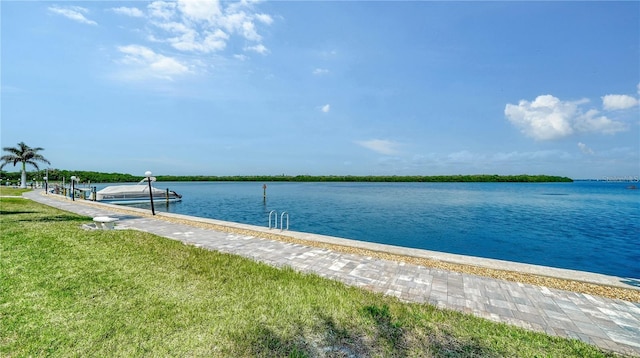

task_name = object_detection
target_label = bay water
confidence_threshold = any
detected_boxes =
[94,181,639,279]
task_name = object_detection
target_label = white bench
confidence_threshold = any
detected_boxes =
[93,216,119,230]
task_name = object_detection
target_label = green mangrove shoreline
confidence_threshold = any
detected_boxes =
[1,170,573,184]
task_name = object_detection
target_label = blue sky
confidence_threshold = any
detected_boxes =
[2,1,638,179]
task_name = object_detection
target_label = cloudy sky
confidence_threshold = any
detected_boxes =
[2,1,638,179]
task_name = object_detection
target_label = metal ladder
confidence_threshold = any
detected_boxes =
[268,210,289,231]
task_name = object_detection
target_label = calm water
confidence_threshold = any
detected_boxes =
[94,181,640,278]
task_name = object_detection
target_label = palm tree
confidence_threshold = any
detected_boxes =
[0,142,51,188]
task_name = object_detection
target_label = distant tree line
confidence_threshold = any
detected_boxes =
[0,170,573,184]
[156,174,573,183]
[0,169,140,184]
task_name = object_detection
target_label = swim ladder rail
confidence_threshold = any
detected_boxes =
[280,211,289,231]
[268,210,278,229]
[268,210,289,231]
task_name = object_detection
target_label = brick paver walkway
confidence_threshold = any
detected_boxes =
[22,190,640,356]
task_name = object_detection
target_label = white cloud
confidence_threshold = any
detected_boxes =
[578,142,594,155]
[107,0,274,83]
[356,139,400,155]
[406,149,576,173]
[152,18,229,53]
[491,150,573,162]
[155,21,190,34]
[602,94,639,110]
[177,0,222,23]
[245,44,268,54]
[173,28,229,53]
[505,94,627,140]
[219,12,247,34]
[574,109,627,134]
[49,6,97,25]
[241,21,262,42]
[117,45,190,80]
[321,104,330,113]
[505,95,576,140]
[313,68,329,75]
[255,13,273,25]
[148,1,176,20]
[145,0,273,55]
[112,7,144,18]
[382,149,581,176]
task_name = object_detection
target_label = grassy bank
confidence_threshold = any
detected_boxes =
[1,196,623,357]
[0,187,31,196]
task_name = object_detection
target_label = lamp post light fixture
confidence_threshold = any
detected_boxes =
[70,176,77,201]
[145,171,155,215]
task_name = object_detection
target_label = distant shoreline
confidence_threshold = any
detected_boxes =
[1,172,574,184]
[155,174,574,183]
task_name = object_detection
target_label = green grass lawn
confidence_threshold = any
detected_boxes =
[0,186,32,196]
[0,196,625,357]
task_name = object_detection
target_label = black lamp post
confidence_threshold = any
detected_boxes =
[70,176,77,201]
[44,176,48,194]
[145,171,155,215]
